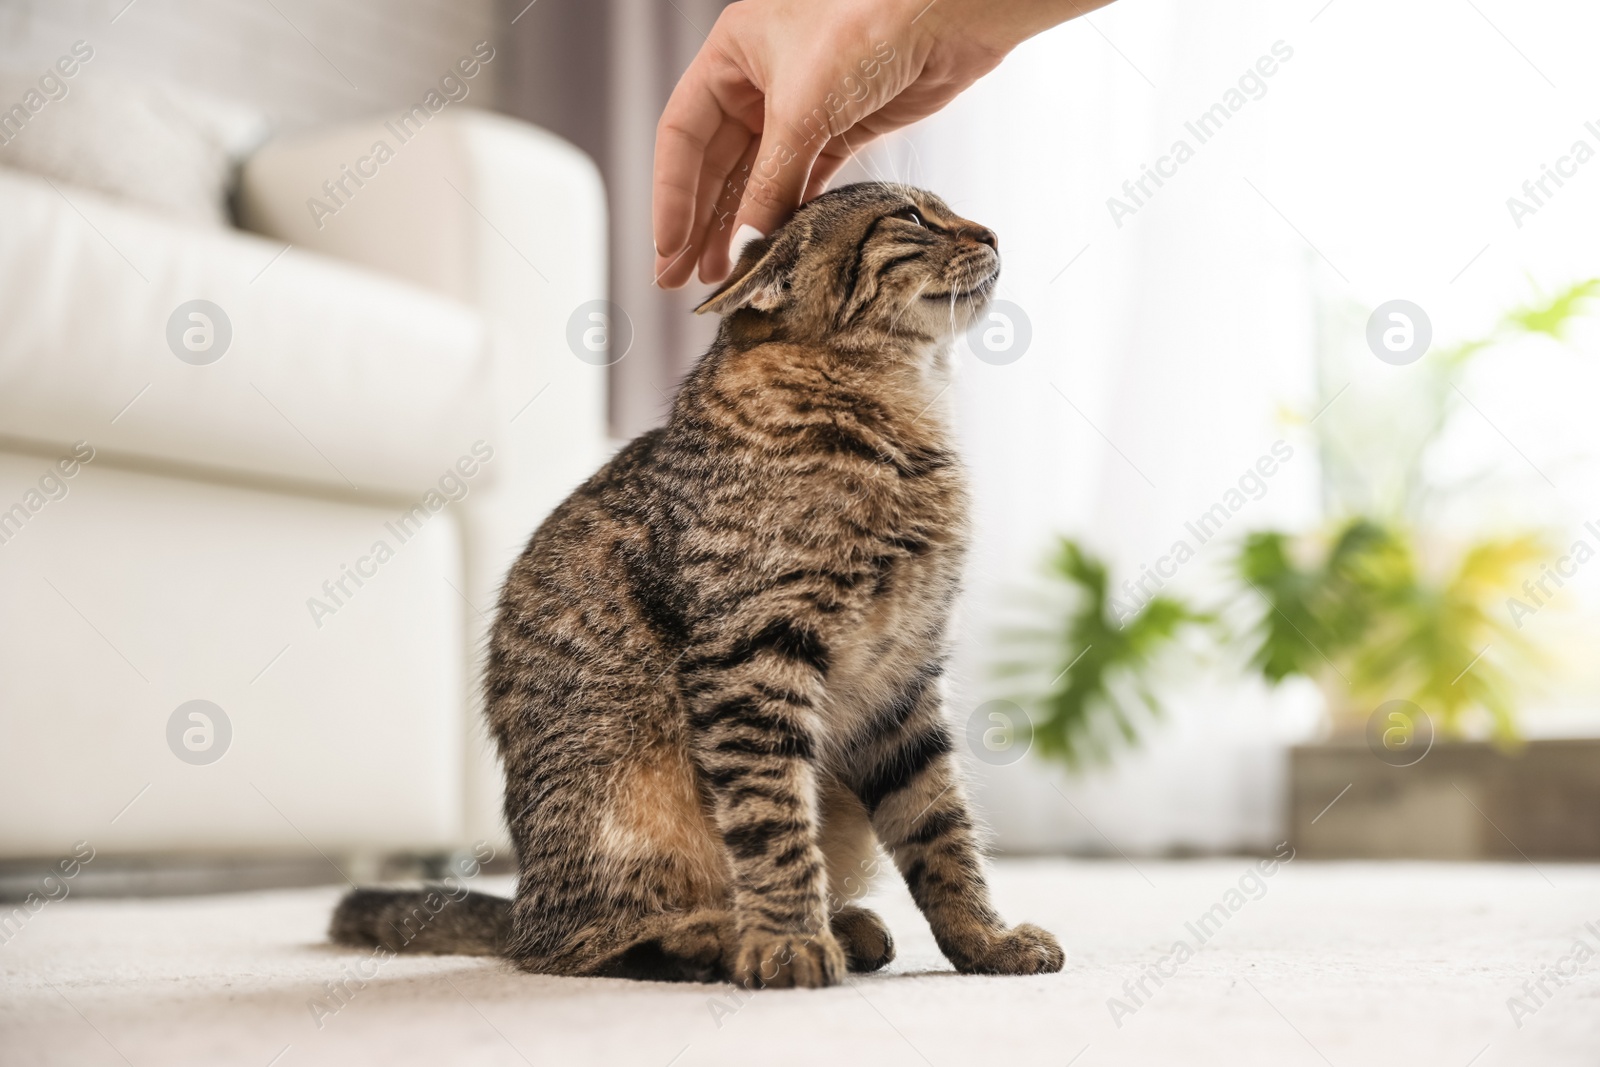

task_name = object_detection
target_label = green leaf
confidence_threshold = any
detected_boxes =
[1505,278,1600,341]
[1007,538,1210,768]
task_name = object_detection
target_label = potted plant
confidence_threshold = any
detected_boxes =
[995,538,1210,769]
[1251,280,1600,858]
[1003,281,1600,858]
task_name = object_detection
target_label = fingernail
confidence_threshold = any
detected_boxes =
[729,223,764,265]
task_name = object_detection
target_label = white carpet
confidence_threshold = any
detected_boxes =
[4,859,1598,1066]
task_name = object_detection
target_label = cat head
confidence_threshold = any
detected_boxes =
[694,182,999,347]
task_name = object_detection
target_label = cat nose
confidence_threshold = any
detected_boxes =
[959,225,998,251]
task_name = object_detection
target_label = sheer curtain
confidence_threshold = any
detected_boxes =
[867,0,1600,852]
[859,0,1319,853]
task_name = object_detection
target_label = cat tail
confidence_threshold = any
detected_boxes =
[329,887,510,956]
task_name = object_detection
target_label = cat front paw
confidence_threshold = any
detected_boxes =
[830,905,895,973]
[952,923,1065,976]
[733,929,846,989]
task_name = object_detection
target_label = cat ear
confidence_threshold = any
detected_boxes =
[693,234,795,316]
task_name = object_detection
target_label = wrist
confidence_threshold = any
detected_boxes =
[913,0,1109,54]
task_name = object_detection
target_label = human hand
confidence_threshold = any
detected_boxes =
[651,0,1111,288]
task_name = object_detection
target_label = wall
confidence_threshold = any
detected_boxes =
[0,0,499,135]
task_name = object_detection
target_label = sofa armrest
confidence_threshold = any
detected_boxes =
[238,109,611,845]
[238,108,604,326]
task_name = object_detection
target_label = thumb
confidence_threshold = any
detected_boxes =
[728,97,830,257]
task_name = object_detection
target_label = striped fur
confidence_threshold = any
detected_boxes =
[331,182,1063,986]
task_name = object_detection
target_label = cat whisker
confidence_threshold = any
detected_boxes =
[889,279,932,336]
[837,129,887,185]
[961,285,984,325]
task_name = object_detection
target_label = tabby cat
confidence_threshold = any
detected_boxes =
[332,181,1064,987]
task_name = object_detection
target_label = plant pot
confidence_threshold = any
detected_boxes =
[1314,673,1375,742]
[1289,738,1600,859]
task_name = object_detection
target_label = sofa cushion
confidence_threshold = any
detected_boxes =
[0,166,499,497]
[0,71,269,228]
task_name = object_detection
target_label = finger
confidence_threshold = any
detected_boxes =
[803,142,857,201]
[802,167,834,203]
[730,95,832,253]
[655,120,749,289]
[652,57,729,263]
[659,120,752,289]
[654,232,702,291]
[699,138,761,284]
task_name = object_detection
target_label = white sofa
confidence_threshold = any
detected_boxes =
[0,109,607,860]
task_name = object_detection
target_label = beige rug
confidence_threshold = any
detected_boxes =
[4,858,1598,1066]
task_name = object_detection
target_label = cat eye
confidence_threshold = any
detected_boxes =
[889,207,926,227]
